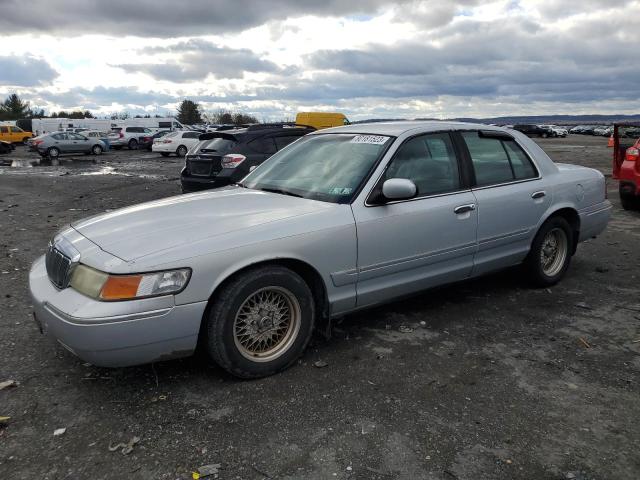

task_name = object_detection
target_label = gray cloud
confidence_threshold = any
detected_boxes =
[0,0,407,37]
[117,40,284,81]
[25,86,177,110]
[0,56,58,86]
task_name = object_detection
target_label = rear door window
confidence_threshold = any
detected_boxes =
[182,132,200,139]
[462,132,537,186]
[274,135,303,150]
[248,137,277,154]
[0,127,8,133]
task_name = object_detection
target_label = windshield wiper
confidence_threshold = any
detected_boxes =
[258,187,304,198]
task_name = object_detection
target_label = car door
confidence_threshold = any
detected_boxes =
[67,132,89,152]
[351,132,478,308]
[456,130,551,276]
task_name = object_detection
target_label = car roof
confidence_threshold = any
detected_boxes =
[312,120,502,137]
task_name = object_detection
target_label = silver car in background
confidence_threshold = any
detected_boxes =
[29,122,611,378]
[31,131,107,159]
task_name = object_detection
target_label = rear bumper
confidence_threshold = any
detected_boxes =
[578,200,612,241]
[180,168,235,191]
[29,256,207,367]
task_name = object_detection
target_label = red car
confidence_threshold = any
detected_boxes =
[612,123,640,210]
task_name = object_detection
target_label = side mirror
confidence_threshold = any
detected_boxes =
[381,178,417,201]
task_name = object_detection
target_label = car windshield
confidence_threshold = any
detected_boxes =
[242,133,392,204]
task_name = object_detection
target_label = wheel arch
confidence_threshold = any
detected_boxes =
[539,206,580,254]
[197,257,330,344]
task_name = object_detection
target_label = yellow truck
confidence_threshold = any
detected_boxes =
[295,112,350,130]
[0,124,33,144]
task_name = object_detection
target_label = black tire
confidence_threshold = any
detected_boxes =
[160,152,170,157]
[128,139,138,150]
[206,266,315,379]
[176,145,188,157]
[620,194,640,211]
[47,147,60,159]
[92,144,103,155]
[542,132,549,138]
[524,216,573,287]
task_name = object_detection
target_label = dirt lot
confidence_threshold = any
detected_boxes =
[1,135,639,480]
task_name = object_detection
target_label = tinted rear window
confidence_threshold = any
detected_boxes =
[200,137,237,153]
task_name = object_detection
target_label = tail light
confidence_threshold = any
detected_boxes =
[119,132,124,138]
[163,139,173,143]
[626,147,639,162]
[33,139,44,146]
[221,154,246,168]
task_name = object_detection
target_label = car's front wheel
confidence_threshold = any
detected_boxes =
[128,139,138,150]
[524,216,573,287]
[206,266,316,378]
[92,144,103,155]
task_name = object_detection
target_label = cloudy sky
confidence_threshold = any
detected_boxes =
[0,0,638,120]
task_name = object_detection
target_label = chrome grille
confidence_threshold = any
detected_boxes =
[45,243,73,289]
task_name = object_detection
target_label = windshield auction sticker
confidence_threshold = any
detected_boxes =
[350,135,389,145]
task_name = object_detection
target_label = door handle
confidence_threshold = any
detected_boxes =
[454,203,476,214]
[531,191,546,199]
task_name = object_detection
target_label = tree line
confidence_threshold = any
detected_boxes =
[0,94,260,126]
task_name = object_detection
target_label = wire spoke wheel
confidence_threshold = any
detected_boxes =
[540,227,568,276]
[233,286,301,362]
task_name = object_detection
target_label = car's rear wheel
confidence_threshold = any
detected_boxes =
[128,139,138,150]
[47,147,60,159]
[176,145,188,157]
[620,194,640,211]
[92,144,103,155]
[205,266,315,378]
[524,216,573,287]
[160,152,170,157]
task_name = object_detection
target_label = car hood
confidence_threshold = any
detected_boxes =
[71,187,335,262]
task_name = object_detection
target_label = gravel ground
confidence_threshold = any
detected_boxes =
[0,135,639,480]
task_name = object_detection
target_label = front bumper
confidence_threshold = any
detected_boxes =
[29,256,207,367]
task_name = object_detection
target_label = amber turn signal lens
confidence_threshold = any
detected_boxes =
[100,275,143,300]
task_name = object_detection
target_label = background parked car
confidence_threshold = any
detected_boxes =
[0,124,33,144]
[181,123,316,193]
[30,131,106,159]
[151,130,201,157]
[82,130,110,150]
[593,126,613,136]
[108,126,153,150]
[545,125,568,137]
[143,130,171,151]
[513,124,553,137]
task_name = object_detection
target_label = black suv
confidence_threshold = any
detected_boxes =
[513,124,554,138]
[181,123,315,192]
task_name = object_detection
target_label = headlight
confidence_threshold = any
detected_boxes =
[70,265,191,301]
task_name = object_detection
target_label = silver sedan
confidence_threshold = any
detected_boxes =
[31,131,106,159]
[29,122,611,378]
